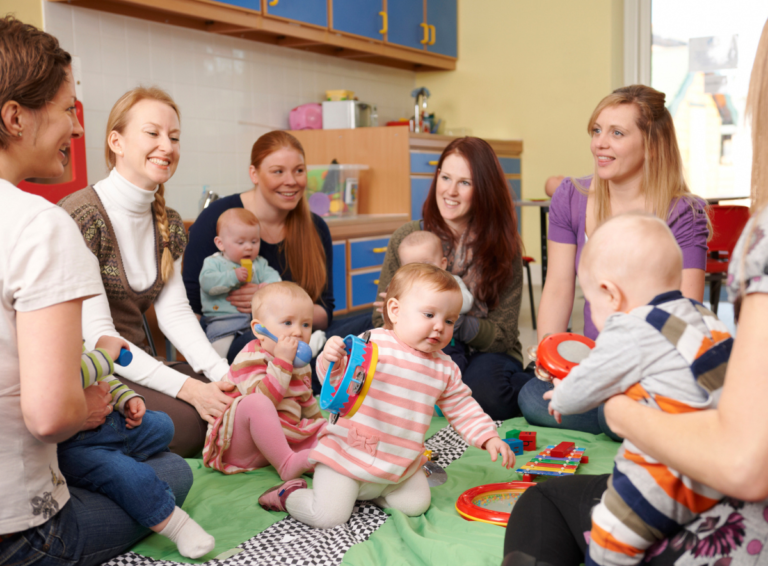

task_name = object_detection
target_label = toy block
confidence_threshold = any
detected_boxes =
[581,455,589,464]
[549,441,575,458]
[522,474,533,482]
[503,438,524,455]
[519,431,537,451]
[505,429,521,439]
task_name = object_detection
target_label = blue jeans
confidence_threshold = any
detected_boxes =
[518,378,622,441]
[202,313,251,342]
[0,451,192,566]
[57,410,177,528]
[460,352,535,421]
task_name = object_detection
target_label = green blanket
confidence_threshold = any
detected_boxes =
[131,417,621,565]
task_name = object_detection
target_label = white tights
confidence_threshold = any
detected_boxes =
[285,464,431,529]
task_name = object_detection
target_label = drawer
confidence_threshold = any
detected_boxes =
[349,237,390,270]
[411,177,432,221]
[350,269,381,308]
[332,241,347,313]
[498,157,521,175]
[410,151,443,174]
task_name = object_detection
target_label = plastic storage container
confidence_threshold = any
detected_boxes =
[306,164,369,217]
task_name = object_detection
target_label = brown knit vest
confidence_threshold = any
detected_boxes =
[59,186,187,353]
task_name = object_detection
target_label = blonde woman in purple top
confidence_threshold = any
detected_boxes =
[519,85,710,437]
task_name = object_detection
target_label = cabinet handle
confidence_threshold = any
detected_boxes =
[379,11,388,35]
[269,0,278,5]
[428,160,439,166]
[373,279,380,285]
[428,24,436,45]
[420,22,429,44]
[372,247,387,253]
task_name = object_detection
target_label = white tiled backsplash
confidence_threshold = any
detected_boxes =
[44,3,417,219]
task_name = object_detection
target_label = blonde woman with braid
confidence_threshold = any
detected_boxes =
[60,88,234,457]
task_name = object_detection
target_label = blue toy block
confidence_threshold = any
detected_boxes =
[503,438,524,456]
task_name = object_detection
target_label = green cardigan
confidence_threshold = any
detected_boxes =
[371,221,524,364]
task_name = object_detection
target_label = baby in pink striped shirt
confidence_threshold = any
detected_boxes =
[258,263,513,528]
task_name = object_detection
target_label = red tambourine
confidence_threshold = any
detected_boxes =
[534,333,595,381]
[455,482,537,527]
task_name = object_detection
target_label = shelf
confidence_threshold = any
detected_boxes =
[326,213,409,240]
[48,0,456,72]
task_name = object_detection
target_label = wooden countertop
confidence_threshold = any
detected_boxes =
[326,213,410,241]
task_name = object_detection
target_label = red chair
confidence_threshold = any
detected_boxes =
[522,256,537,329]
[705,205,751,314]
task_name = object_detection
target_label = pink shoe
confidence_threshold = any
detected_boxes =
[258,479,306,512]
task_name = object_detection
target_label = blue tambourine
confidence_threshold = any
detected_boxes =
[319,332,378,424]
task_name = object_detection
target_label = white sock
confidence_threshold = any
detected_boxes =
[158,507,215,559]
[211,336,235,358]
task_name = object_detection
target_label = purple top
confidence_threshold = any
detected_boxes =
[548,176,709,339]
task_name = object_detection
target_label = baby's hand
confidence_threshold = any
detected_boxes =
[274,335,299,363]
[483,437,515,469]
[542,382,563,424]
[235,266,249,283]
[95,335,130,363]
[125,397,145,428]
[322,336,347,363]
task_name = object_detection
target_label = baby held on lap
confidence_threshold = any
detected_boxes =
[199,208,280,356]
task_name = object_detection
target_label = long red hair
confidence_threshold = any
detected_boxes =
[422,137,522,309]
[250,131,327,303]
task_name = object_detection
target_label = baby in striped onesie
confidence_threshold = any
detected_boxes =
[258,263,514,528]
[545,214,731,566]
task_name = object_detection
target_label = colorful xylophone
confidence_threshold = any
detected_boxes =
[515,443,585,477]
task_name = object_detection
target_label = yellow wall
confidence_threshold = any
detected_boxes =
[417,0,624,262]
[0,0,43,28]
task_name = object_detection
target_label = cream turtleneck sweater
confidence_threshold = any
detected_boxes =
[82,169,229,396]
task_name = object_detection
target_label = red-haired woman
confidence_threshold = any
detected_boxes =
[373,137,534,420]
[183,131,334,363]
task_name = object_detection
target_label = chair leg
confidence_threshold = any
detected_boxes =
[710,279,721,316]
[525,261,536,330]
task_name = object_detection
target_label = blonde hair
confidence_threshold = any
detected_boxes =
[251,281,312,319]
[383,263,460,329]
[105,87,180,283]
[581,85,711,237]
[250,131,327,303]
[747,19,768,213]
[398,230,443,260]
[216,207,260,236]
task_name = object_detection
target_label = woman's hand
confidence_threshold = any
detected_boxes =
[80,381,113,431]
[225,283,259,313]
[373,292,387,314]
[177,378,236,424]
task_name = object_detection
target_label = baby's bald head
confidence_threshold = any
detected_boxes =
[579,213,682,311]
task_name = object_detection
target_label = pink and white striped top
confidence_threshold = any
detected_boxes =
[311,328,498,484]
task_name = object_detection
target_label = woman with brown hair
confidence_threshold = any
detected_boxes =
[518,84,710,436]
[372,137,534,421]
[60,87,235,458]
[0,17,192,565]
[503,19,768,566]
[183,130,334,364]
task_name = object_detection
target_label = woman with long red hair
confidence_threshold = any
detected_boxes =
[373,137,534,420]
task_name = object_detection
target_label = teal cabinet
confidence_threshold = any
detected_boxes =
[331,0,384,41]
[265,0,326,26]
[214,0,260,11]
[387,0,427,51]
[426,0,457,57]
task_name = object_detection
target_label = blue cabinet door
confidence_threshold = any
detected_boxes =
[332,0,384,41]
[332,242,347,312]
[411,177,432,221]
[387,0,426,51]
[214,0,260,11]
[508,178,522,234]
[426,0,457,57]
[265,0,327,27]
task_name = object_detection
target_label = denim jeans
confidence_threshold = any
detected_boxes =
[517,378,622,441]
[460,352,535,421]
[0,451,192,566]
[56,410,177,528]
[202,313,251,342]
